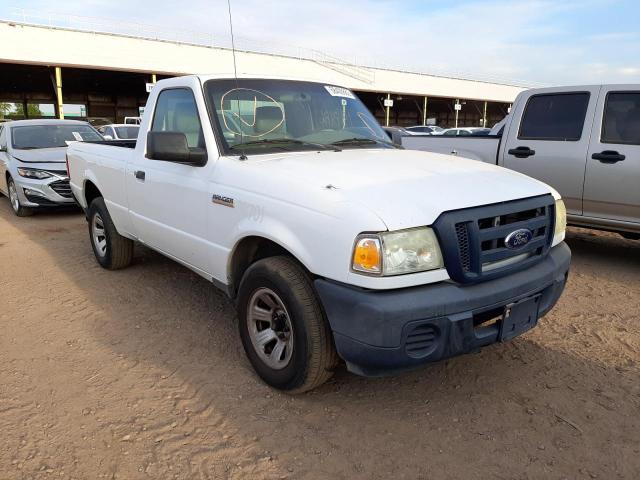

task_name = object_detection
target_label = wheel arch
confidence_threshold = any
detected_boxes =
[83,179,103,209]
[227,235,313,299]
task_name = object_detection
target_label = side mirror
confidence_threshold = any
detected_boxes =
[103,135,113,140]
[146,131,207,166]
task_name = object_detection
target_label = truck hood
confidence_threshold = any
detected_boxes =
[10,147,67,164]
[247,148,555,231]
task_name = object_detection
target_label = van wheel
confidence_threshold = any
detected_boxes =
[7,176,34,217]
[237,256,338,393]
[88,197,133,270]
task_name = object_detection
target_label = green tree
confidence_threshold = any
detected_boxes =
[0,102,13,120]
[27,104,43,118]
[0,102,25,120]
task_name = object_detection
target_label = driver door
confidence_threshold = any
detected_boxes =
[126,87,213,273]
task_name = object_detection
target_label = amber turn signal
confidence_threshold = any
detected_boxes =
[352,237,382,274]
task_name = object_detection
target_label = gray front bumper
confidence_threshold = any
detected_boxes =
[315,242,571,376]
[15,176,76,207]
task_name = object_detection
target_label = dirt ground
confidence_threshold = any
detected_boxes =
[0,200,638,480]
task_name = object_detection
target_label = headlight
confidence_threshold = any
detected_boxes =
[554,199,567,237]
[17,168,53,179]
[352,227,444,276]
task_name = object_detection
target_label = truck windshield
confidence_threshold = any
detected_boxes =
[11,124,103,149]
[204,79,394,154]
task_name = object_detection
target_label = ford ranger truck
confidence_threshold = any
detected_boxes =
[402,84,640,240]
[67,75,571,393]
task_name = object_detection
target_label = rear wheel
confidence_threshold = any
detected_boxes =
[88,197,134,270]
[7,176,34,217]
[237,256,338,393]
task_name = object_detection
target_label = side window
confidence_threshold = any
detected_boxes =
[152,88,204,149]
[459,130,471,136]
[519,92,590,141]
[602,92,640,145]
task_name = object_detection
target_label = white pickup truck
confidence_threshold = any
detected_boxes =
[402,85,640,239]
[68,74,571,393]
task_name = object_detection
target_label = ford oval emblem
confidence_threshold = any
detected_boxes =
[505,228,533,250]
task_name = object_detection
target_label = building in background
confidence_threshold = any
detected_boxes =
[0,12,529,128]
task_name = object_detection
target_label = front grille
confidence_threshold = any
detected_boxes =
[50,180,73,199]
[405,324,439,358]
[433,195,555,284]
[455,223,472,272]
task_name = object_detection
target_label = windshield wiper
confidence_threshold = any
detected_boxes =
[330,137,396,148]
[230,138,341,152]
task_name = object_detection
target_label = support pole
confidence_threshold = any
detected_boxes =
[483,101,488,127]
[54,67,64,119]
[151,73,157,83]
[423,96,428,126]
[454,99,459,128]
[385,93,391,127]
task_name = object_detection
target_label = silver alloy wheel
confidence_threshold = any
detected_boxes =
[91,213,107,258]
[8,179,19,212]
[247,287,294,370]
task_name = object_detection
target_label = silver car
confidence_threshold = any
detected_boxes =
[0,120,103,216]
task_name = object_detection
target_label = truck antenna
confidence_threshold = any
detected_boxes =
[226,0,247,160]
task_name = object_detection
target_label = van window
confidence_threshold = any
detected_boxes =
[152,89,204,149]
[601,92,640,145]
[519,93,590,141]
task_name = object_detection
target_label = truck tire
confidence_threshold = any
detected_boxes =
[88,197,134,270]
[7,176,34,217]
[237,256,339,393]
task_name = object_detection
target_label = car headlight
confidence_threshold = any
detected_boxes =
[352,227,444,276]
[554,199,567,237]
[17,168,53,179]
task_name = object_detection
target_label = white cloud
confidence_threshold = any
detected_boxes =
[618,67,640,76]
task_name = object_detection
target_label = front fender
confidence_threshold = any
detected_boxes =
[228,216,319,277]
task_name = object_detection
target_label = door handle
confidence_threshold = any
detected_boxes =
[592,150,625,163]
[134,170,146,181]
[507,146,536,158]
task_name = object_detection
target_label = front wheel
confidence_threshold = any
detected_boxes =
[7,176,34,217]
[88,197,134,270]
[237,256,339,393]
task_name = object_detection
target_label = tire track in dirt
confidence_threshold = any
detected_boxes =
[1,204,639,479]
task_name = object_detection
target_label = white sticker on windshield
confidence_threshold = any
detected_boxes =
[324,85,356,99]
[71,131,83,141]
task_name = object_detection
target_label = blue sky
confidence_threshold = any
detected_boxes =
[2,0,640,85]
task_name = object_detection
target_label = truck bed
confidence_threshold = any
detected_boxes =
[401,135,501,164]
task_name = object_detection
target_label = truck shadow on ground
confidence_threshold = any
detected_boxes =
[2,204,639,478]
